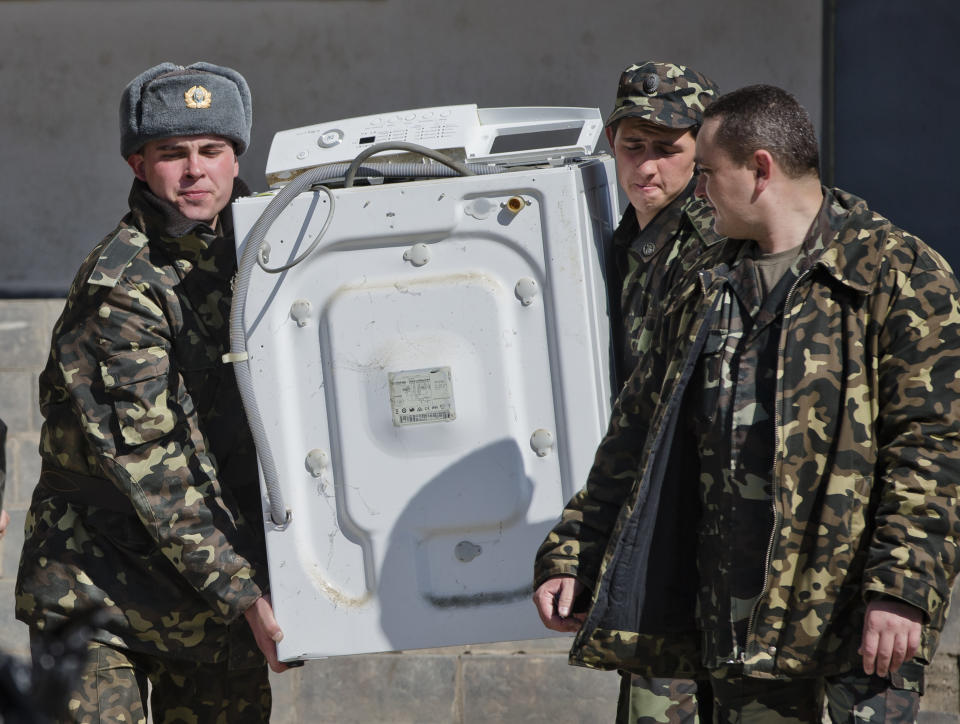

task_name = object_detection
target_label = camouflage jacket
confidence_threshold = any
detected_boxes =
[610,180,721,383]
[16,180,269,667]
[534,188,960,679]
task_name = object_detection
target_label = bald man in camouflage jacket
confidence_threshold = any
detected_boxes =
[16,62,287,723]
[535,85,960,721]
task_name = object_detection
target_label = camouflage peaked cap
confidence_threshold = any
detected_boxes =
[606,61,719,129]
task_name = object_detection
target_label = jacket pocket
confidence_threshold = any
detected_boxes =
[100,347,174,446]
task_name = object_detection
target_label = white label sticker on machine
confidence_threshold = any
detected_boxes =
[389,367,456,426]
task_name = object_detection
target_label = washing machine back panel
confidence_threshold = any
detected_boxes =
[232,157,618,659]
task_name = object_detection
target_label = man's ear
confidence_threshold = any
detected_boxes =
[127,153,147,182]
[604,125,616,149]
[753,149,774,192]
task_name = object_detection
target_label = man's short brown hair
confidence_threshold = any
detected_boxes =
[703,84,819,179]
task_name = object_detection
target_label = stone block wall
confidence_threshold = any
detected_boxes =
[1,298,957,722]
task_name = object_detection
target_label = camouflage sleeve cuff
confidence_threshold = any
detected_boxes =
[862,579,940,624]
[863,590,928,618]
[215,569,266,623]
[534,534,603,592]
[534,561,580,590]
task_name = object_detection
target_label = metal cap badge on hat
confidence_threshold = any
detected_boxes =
[605,61,719,129]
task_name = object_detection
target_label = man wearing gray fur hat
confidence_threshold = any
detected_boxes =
[16,61,286,722]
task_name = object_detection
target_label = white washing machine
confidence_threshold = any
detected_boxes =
[230,105,619,660]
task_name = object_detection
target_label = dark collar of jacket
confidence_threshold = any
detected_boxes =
[128,178,251,280]
[697,187,893,299]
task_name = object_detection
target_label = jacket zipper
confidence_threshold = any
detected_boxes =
[743,266,814,660]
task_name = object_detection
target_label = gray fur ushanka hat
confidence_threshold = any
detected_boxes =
[119,61,252,157]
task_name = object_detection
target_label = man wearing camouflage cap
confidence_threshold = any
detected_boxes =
[16,61,287,722]
[537,82,960,720]
[533,61,720,723]
[601,61,722,382]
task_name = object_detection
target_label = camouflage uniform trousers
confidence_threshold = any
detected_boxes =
[617,673,713,724]
[707,664,921,723]
[32,635,271,724]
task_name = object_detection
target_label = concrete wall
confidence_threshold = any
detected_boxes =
[0,0,822,296]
